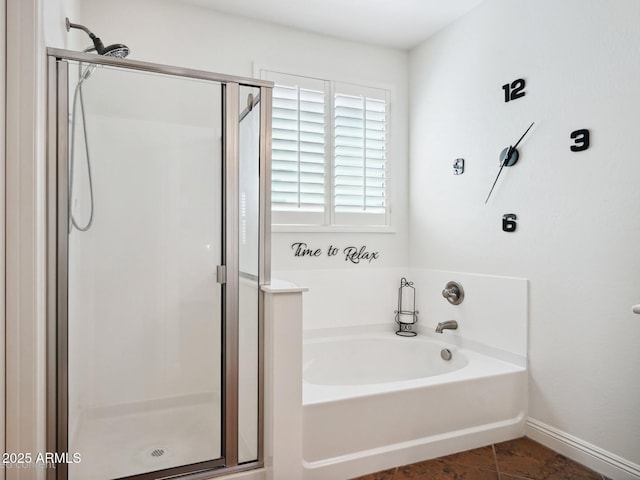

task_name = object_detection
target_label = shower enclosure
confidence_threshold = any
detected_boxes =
[46,49,271,480]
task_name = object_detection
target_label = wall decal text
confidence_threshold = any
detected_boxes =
[291,242,380,264]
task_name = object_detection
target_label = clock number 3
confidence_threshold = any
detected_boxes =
[502,214,517,233]
[502,79,526,102]
[570,129,590,152]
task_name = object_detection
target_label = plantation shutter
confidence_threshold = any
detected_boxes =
[333,83,387,224]
[267,72,327,223]
[261,70,390,228]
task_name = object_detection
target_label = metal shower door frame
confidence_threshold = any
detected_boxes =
[46,48,272,480]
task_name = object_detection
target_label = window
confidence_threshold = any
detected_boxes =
[263,70,390,229]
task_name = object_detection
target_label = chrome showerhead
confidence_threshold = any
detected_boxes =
[101,44,130,58]
[66,17,130,58]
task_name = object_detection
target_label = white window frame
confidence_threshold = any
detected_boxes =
[260,67,393,233]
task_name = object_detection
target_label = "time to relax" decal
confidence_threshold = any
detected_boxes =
[290,242,380,264]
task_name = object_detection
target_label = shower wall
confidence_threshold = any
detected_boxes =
[68,122,222,402]
[67,68,223,440]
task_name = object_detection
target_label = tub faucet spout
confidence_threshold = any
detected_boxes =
[435,320,458,333]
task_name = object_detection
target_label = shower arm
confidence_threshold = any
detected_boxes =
[65,17,107,55]
[66,18,92,36]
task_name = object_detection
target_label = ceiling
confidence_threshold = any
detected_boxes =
[179,0,485,50]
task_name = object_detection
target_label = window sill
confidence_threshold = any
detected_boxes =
[271,224,396,234]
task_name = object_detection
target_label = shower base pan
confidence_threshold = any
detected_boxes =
[68,392,221,480]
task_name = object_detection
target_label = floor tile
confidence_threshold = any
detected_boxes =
[498,474,604,480]
[439,445,498,471]
[350,468,396,480]
[395,458,499,479]
[494,437,602,479]
[349,437,606,480]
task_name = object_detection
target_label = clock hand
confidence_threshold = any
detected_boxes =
[485,159,508,204]
[511,121,535,151]
[484,122,535,204]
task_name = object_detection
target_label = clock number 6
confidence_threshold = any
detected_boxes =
[570,129,590,152]
[502,214,517,233]
[502,79,526,102]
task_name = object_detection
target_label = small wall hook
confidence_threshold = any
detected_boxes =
[453,158,464,175]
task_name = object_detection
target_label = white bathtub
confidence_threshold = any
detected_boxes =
[302,328,527,480]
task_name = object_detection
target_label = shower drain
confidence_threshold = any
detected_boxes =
[149,448,166,458]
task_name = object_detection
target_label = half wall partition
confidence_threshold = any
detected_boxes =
[46,49,271,480]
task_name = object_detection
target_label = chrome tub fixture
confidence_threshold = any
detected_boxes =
[394,277,419,337]
[435,320,458,333]
[442,281,464,305]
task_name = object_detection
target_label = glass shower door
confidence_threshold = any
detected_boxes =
[65,61,224,479]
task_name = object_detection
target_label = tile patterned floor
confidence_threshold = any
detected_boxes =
[350,437,611,480]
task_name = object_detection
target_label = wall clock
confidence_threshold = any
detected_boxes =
[485,78,591,232]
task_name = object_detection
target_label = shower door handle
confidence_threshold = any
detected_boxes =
[216,265,227,284]
[633,304,640,314]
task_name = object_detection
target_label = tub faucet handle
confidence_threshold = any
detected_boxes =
[442,286,458,299]
[442,281,464,305]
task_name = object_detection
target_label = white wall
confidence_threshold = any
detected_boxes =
[410,0,640,469]
[43,0,80,48]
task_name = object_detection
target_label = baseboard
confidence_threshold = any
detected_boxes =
[526,417,640,480]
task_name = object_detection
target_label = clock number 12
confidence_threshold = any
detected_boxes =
[502,79,526,102]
